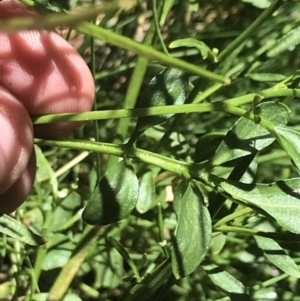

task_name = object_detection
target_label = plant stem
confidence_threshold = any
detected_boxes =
[1,5,228,82]
[32,87,300,124]
[152,0,169,55]
[35,139,192,177]
[157,203,169,258]
[217,0,283,62]
[76,22,229,83]
[107,5,158,168]
[90,3,102,182]
[47,225,111,301]
[33,94,290,184]
[214,207,253,227]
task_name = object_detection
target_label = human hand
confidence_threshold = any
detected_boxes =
[0,0,95,213]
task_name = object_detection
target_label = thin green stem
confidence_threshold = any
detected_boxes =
[217,0,283,62]
[33,210,54,283]
[94,61,137,80]
[213,225,267,236]
[2,2,121,31]
[152,0,169,55]
[257,150,287,164]
[32,87,300,124]
[34,139,192,177]
[193,83,224,104]
[25,257,40,296]
[1,5,228,82]
[47,225,111,301]
[157,203,169,258]
[76,22,229,83]
[214,208,253,227]
[33,244,47,283]
[179,0,282,127]
[90,3,101,182]
[107,5,159,167]
[252,273,289,290]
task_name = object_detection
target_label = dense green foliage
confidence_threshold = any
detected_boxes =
[2,0,300,300]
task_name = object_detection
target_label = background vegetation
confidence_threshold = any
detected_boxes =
[2,0,300,300]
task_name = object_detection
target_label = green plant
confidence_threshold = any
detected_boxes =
[2,0,300,300]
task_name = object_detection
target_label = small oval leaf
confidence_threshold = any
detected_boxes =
[204,264,251,301]
[82,160,139,225]
[241,0,272,9]
[42,234,75,270]
[136,171,156,214]
[0,214,45,245]
[215,176,300,234]
[254,236,300,277]
[135,68,189,135]
[273,127,300,173]
[169,38,218,62]
[247,73,286,82]
[267,26,300,57]
[210,101,290,166]
[172,181,212,279]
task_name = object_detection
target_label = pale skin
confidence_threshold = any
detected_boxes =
[0,0,95,213]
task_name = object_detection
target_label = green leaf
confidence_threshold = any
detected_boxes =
[50,191,81,232]
[32,0,69,13]
[267,26,300,57]
[31,293,82,301]
[194,132,225,163]
[254,236,300,277]
[215,176,300,234]
[0,214,45,245]
[160,0,176,26]
[241,0,272,9]
[136,170,156,214]
[172,181,212,279]
[42,234,75,270]
[109,237,140,281]
[204,264,251,301]
[93,247,123,288]
[35,145,58,196]
[272,127,300,172]
[134,68,189,136]
[247,73,286,82]
[82,160,139,225]
[211,233,227,255]
[210,101,290,166]
[169,38,218,62]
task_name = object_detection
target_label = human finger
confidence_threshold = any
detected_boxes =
[0,152,36,214]
[0,86,34,195]
[0,0,95,137]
